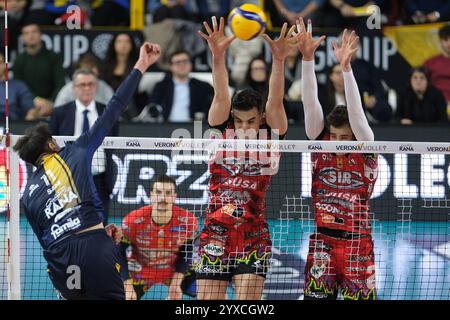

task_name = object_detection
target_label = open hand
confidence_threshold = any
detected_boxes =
[262,22,296,62]
[198,16,235,58]
[332,29,359,72]
[293,18,326,61]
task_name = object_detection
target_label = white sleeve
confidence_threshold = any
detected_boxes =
[301,60,325,140]
[343,69,374,141]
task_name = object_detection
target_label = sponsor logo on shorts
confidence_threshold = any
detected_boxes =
[310,264,326,279]
[204,243,224,257]
[209,224,228,234]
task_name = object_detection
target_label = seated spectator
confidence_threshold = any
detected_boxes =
[13,23,65,117]
[285,48,303,122]
[25,0,76,25]
[101,32,146,120]
[49,68,119,222]
[424,24,450,104]
[351,57,392,123]
[144,50,213,122]
[227,26,264,87]
[54,53,114,107]
[0,0,29,55]
[242,57,269,103]
[243,56,300,122]
[396,67,447,124]
[272,0,325,25]
[407,0,450,24]
[319,62,391,123]
[321,0,381,28]
[92,0,130,26]
[0,51,40,120]
[148,0,192,23]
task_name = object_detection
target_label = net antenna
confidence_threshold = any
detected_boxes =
[4,0,22,300]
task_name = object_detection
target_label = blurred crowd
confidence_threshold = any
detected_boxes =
[1,0,449,126]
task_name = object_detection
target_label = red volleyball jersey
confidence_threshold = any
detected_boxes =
[311,133,378,234]
[207,121,281,223]
[122,205,198,283]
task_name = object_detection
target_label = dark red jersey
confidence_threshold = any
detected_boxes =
[207,121,280,224]
[122,205,198,283]
[311,133,378,234]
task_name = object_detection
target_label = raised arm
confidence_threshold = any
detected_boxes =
[333,30,374,141]
[198,17,236,126]
[262,23,295,136]
[295,18,326,140]
[74,42,161,153]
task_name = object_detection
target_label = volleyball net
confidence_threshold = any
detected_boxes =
[2,136,450,300]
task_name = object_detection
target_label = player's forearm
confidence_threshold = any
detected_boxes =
[300,1,319,17]
[343,69,374,141]
[266,59,288,135]
[208,55,231,125]
[302,60,325,140]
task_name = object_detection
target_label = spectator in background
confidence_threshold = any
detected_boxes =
[49,68,119,223]
[26,0,76,25]
[148,0,192,23]
[92,0,130,26]
[13,23,65,117]
[243,56,300,122]
[54,53,114,107]
[397,67,447,124]
[351,57,392,123]
[407,0,450,24]
[319,63,391,124]
[424,24,450,106]
[243,56,269,103]
[321,0,380,28]
[0,51,40,120]
[285,47,303,122]
[0,0,30,55]
[144,50,213,122]
[101,32,146,120]
[272,0,325,25]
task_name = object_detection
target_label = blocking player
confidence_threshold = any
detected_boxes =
[13,42,161,299]
[295,18,378,300]
[121,175,198,300]
[195,17,291,300]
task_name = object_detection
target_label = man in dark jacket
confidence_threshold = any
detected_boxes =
[147,50,213,122]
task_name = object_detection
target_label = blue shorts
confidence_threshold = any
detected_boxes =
[43,229,125,300]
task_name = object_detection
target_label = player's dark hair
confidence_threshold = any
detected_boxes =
[13,122,54,166]
[231,88,264,113]
[151,175,177,193]
[21,22,41,33]
[327,105,350,128]
[438,24,450,40]
[169,50,192,64]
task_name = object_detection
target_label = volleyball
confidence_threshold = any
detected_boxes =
[228,3,267,41]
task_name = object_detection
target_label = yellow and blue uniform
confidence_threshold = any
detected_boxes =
[21,69,142,299]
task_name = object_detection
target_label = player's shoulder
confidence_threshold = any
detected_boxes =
[173,206,197,220]
[123,205,152,224]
